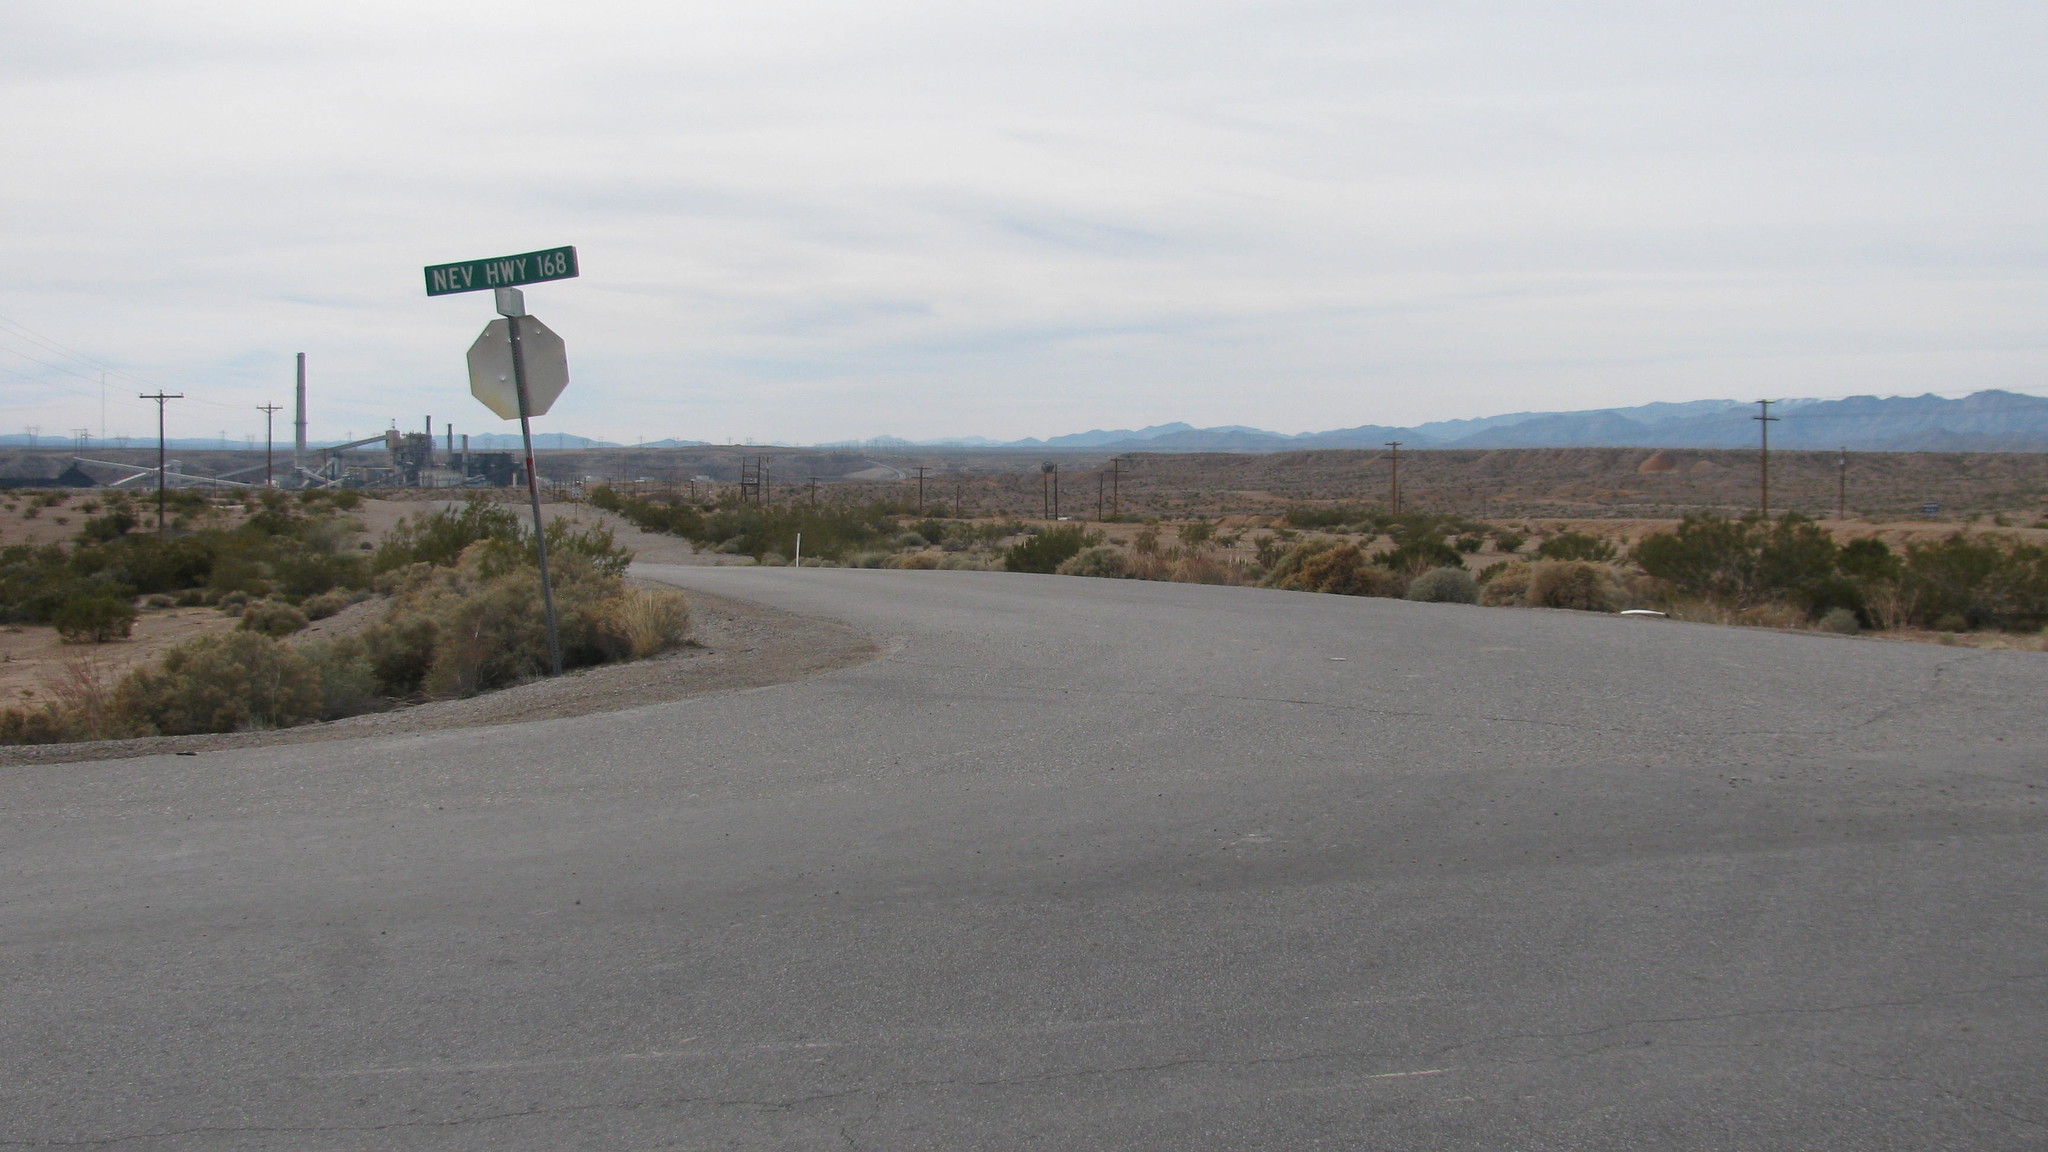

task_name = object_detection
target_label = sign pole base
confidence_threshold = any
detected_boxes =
[504,301,564,679]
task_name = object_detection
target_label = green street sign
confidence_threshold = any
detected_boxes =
[423,246,578,296]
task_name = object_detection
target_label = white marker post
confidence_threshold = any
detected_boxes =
[426,245,580,677]
[794,533,802,568]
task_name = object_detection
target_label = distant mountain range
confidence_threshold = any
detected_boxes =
[828,391,2048,453]
[7,391,2044,455]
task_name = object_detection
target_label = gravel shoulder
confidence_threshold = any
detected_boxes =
[0,584,879,766]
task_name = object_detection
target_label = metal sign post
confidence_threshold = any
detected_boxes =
[425,246,579,678]
[498,287,563,678]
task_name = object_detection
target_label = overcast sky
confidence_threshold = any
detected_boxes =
[2,0,2044,445]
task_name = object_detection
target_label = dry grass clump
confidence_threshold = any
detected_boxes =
[887,551,941,570]
[594,587,693,660]
[0,657,143,744]
[1127,549,1252,585]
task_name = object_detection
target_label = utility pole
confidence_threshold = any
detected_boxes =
[808,476,819,505]
[1753,400,1780,518]
[1385,441,1403,514]
[1109,456,1129,518]
[257,404,283,488]
[141,393,183,533]
[1837,446,1848,521]
[1096,471,1105,521]
[914,465,928,514]
[1041,462,1055,519]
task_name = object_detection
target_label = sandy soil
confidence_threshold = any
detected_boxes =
[0,608,244,705]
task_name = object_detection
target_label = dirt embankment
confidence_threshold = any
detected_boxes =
[0,496,874,765]
[0,587,878,766]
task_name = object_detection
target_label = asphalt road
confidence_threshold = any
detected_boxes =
[5,567,2046,1150]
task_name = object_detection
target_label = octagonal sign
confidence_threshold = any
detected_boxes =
[467,315,569,420]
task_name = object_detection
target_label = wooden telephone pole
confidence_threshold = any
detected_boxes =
[1385,441,1403,514]
[1754,400,1780,518]
[257,404,283,488]
[141,392,183,533]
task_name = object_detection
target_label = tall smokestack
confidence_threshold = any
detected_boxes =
[293,353,307,479]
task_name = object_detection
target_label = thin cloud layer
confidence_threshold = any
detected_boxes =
[2,0,2043,444]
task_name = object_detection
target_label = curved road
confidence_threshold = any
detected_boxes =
[5,567,2046,1149]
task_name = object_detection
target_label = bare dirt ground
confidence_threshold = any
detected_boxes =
[0,607,241,706]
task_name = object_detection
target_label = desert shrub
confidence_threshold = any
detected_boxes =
[239,599,308,637]
[1455,534,1484,554]
[593,587,692,661]
[1132,526,1161,554]
[1898,533,2048,632]
[1478,562,1534,606]
[1253,535,1282,568]
[1005,526,1098,574]
[360,613,439,696]
[1536,531,1618,563]
[1270,543,1405,597]
[368,544,636,699]
[849,551,891,569]
[298,635,383,719]
[1406,567,1478,604]
[1259,539,1337,588]
[895,532,927,548]
[1283,504,1372,530]
[1058,546,1130,578]
[1525,561,1618,612]
[1633,513,1839,609]
[374,497,520,571]
[114,632,323,734]
[142,593,176,609]
[1634,514,2048,630]
[77,509,138,543]
[594,487,903,563]
[890,551,940,570]
[1375,537,1464,575]
[216,590,252,616]
[938,554,989,571]
[300,591,352,620]
[53,596,137,643]
[1817,607,1861,634]
[1492,530,1526,554]
[1177,521,1215,549]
